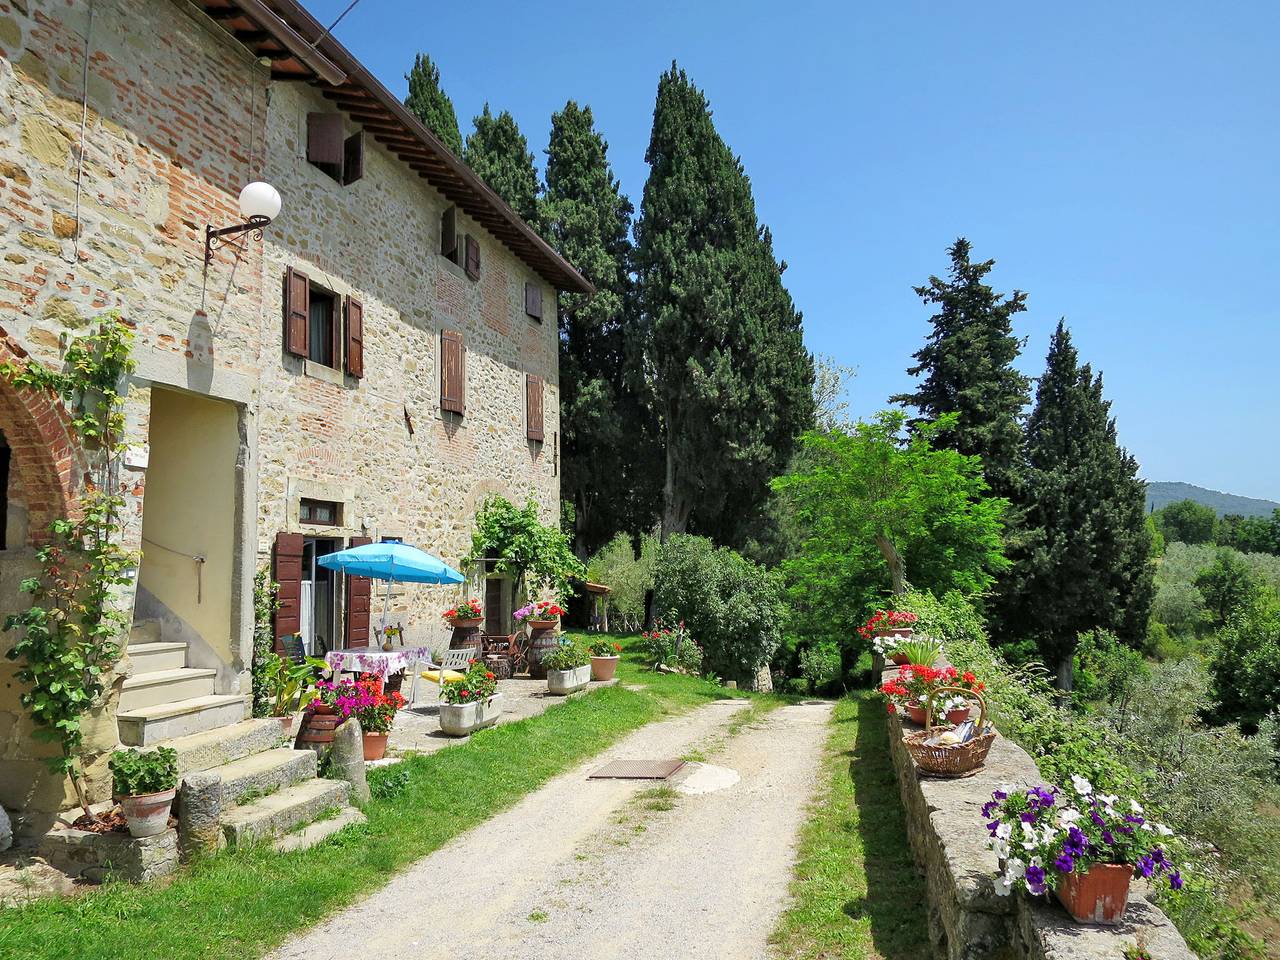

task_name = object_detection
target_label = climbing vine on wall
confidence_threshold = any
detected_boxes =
[1,314,136,815]
[251,566,280,719]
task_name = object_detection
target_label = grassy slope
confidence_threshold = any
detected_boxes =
[771,693,929,960]
[0,637,743,960]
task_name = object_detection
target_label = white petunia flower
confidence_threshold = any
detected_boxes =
[1155,823,1174,837]
[996,823,1013,841]
[1070,774,1093,795]
[1057,807,1082,827]
[1130,799,1144,814]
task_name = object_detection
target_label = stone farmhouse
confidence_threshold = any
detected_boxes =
[0,0,589,834]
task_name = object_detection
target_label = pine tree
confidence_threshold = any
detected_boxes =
[1011,321,1154,689]
[634,64,813,543]
[463,105,540,226]
[892,238,1030,502]
[403,53,462,156]
[542,101,655,556]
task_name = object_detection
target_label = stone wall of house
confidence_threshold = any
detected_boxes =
[0,0,266,831]
[879,663,1195,960]
[254,79,561,650]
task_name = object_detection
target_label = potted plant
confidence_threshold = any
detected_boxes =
[260,651,325,734]
[442,597,484,629]
[859,609,919,647]
[984,775,1182,925]
[109,746,179,839]
[588,638,622,681]
[515,599,566,630]
[353,676,406,760]
[894,636,943,670]
[543,638,592,695]
[438,660,503,736]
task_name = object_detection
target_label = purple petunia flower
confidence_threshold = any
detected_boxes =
[1090,809,1107,828]
[1020,812,1038,824]
[1054,853,1074,873]
[1063,827,1088,857]
[1169,870,1183,891]
[1102,829,1116,845]
[986,819,1001,836]
[1136,855,1155,879]
[1026,864,1047,894]
[982,800,999,818]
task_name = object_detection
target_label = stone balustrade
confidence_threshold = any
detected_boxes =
[879,663,1196,960]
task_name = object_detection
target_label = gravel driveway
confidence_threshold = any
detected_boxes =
[269,697,833,960]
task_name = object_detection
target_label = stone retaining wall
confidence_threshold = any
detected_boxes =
[881,666,1196,960]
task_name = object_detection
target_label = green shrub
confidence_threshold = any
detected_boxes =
[1208,602,1280,733]
[541,637,590,671]
[638,621,703,674]
[1073,629,1149,706]
[109,747,178,797]
[798,642,841,694]
[585,532,658,631]
[652,534,783,685]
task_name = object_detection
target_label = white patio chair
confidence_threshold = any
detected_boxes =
[408,647,474,706]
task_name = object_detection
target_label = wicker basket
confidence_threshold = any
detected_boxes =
[902,684,996,778]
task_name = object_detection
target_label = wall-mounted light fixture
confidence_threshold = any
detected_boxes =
[205,181,282,264]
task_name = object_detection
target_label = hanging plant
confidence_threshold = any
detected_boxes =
[466,495,584,599]
[1,313,136,816]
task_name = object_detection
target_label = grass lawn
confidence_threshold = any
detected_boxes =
[0,634,744,960]
[771,692,930,960]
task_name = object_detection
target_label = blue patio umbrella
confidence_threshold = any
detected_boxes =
[317,541,464,634]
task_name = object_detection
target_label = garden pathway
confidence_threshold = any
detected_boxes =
[268,697,833,960]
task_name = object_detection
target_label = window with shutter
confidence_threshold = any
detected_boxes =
[273,532,305,650]
[464,234,481,280]
[524,282,543,321]
[344,297,364,378]
[526,374,544,442]
[284,266,310,358]
[441,206,458,264]
[342,131,364,185]
[306,113,345,180]
[440,329,465,415]
[345,535,372,648]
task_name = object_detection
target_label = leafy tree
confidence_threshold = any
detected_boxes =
[542,101,655,555]
[1153,499,1218,546]
[1005,322,1154,690]
[403,53,462,155]
[813,353,857,432]
[891,238,1030,503]
[1217,510,1280,556]
[1194,548,1265,628]
[634,63,813,544]
[463,104,540,225]
[466,496,585,599]
[1208,602,1280,733]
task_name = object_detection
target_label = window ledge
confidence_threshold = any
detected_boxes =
[436,254,467,280]
[303,360,345,386]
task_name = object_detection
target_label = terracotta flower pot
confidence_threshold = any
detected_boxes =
[945,705,971,725]
[311,702,336,716]
[275,714,295,736]
[888,627,915,639]
[1055,862,1132,925]
[120,787,176,838]
[448,616,484,629]
[905,702,928,726]
[590,655,619,681]
[889,652,911,666]
[362,731,389,761]
[527,618,559,630]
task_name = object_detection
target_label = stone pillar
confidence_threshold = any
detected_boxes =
[178,770,222,859]
[329,718,370,804]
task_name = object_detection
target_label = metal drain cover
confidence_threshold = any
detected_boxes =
[588,758,686,780]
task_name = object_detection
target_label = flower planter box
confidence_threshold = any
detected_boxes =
[547,665,591,695]
[439,693,505,737]
[1055,862,1132,925]
[591,655,620,681]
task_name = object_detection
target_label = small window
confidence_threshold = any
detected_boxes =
[308,287,337,367]
[441,206,459,265]
[300,498,342,526]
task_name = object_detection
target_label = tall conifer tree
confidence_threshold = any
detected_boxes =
[1011,321,1154,689]
[463,105,540,226]
[892,238,1030,502]
[634,64,813,543]
[403,53,462,155]
[542,101,654,555]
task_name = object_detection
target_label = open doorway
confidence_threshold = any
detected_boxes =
[300,537,341,655]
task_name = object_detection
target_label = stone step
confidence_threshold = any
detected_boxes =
[221,778,350,846]
[120,667,216,710]
[129,620,162,645]
[117,694,248,746]
[274,806,366,853]
[215,747,318,806]
[163,717,288,775]
[125,641,187,673]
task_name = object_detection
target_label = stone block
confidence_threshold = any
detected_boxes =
[177,770,221,860]
[40,827,178,884]
[329,718,369,805]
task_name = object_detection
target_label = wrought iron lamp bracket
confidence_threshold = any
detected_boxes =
[204,215,271,264]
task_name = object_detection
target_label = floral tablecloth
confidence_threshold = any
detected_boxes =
[324,647,432,679]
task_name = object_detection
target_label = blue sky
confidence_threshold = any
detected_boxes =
[306,0,1279,501]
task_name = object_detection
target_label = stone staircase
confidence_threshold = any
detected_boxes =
[117,620,246,746]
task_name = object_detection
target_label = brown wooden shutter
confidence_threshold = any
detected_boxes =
[440,330,465,414]
[307,113,344,177]
[441,206,457,261]
[344,535,372,649]
[524,282,543,320]
[342,131,364,185]
[273,532,304,651]
[526,374,544,442]
[284,266,310,357]
[344,297,364,378]
[464,234,481,280]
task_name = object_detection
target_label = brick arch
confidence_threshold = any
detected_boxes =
[0,328,81,545]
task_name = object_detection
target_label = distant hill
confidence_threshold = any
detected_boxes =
[1144,481,1278,518]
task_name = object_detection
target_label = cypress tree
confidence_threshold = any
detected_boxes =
[892,238,1030,502]
[634,63,813,543]
[463,105,540,226]
[542,101,655,556]
[403,53,462,156]
[1012,321,1153,689]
